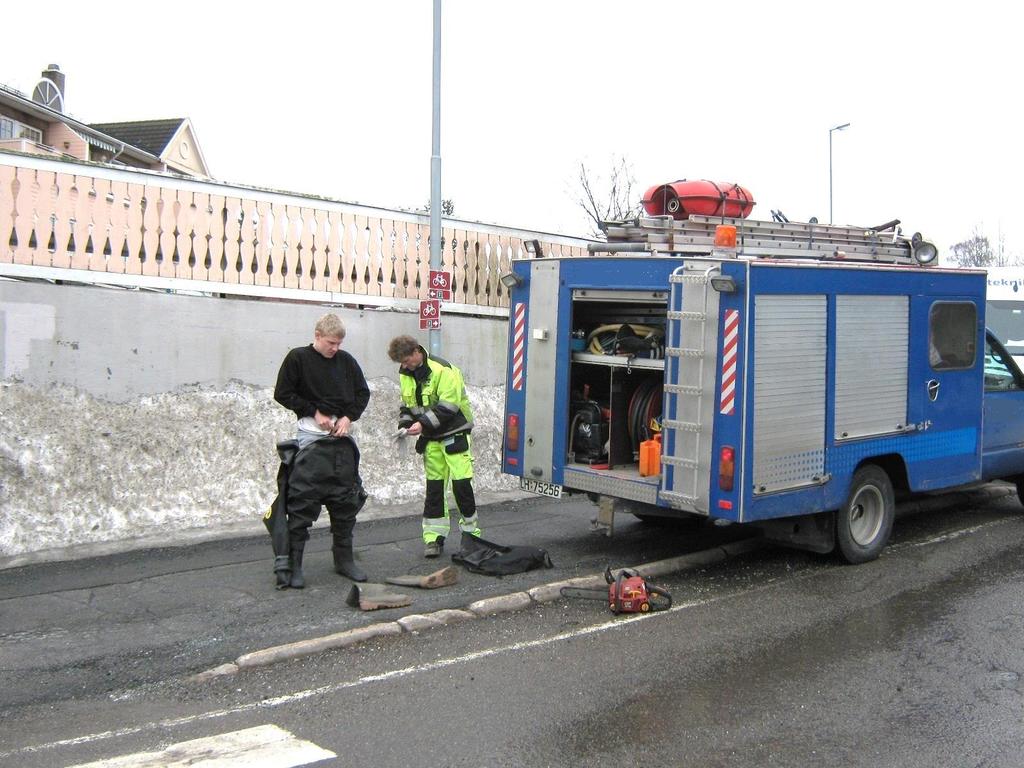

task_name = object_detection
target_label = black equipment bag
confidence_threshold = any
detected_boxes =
[452,533,554,576]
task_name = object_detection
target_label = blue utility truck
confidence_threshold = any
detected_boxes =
[501,215,1024,562]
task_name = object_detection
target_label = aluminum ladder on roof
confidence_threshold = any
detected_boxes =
[599,214,917,264]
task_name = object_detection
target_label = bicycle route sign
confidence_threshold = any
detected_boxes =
[419,298,441,330]
[428,269,452,302]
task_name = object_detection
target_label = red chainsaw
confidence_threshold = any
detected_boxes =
[560,567,672,614]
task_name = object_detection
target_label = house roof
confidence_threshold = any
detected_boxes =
[2,74,207,176]
[88,118,186,157]
[1,83,132,156]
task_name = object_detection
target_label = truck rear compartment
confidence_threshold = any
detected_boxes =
[564,292,668,498]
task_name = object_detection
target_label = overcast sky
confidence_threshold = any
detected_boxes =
[3,1,1019,260]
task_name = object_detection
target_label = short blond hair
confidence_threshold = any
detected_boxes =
[315,313,346,339]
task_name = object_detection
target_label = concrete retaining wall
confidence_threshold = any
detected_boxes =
[0,279,508,400]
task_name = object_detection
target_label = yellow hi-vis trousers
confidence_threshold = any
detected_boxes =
[421,435,480,543]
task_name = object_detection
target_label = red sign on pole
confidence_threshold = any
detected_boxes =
[428,269,452,301]
[419,299,441,330]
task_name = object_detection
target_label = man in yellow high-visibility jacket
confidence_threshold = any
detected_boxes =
[387,335,482,557]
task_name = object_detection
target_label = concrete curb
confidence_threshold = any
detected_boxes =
[527,574,606,603]
[189,483,1019,677]
[634,538,766,580]
[397,609,475,633]
[467,592,534,616]
[186,663,240,683]
[204,536,764,675]
[235,622,403,669]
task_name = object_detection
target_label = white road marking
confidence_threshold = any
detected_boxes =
[903,523,990,547]
[2,594,715,761]
[64,724,334,768]
[4,515,1013,763]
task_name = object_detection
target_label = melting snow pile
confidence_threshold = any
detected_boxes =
[0,379,522,561]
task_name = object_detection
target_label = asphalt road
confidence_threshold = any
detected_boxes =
[1,487,1023,767]
[0,493,755,710]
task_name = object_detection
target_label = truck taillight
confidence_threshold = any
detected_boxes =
[506,414,520,453]
[718,445,735,492]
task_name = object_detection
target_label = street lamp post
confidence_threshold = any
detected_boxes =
[829,122,850,225]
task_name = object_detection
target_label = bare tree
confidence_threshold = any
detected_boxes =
[949,227,998,267]
[423,199,455,216]
[574,157,642,238]
[992,230,1015,266]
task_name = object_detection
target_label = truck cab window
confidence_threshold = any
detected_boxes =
[984,339,1021,391]
[986,301,1024,361]
[929,302,977,370]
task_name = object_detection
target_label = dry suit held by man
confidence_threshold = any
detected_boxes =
[387,335,482,557]
[270,313,370,588]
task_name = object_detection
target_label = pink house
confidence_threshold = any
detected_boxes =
[0,64,210,178]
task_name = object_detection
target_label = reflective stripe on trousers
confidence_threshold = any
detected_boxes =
[421,503,481,542]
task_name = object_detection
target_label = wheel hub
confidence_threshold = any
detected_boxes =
[849,486,884,545]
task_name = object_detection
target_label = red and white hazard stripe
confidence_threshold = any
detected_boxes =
[719,309,739,415]
[511,302,526,390]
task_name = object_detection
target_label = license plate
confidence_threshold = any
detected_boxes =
[519,477,563,498]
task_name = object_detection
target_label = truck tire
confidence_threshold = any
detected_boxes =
[836,465,894,564]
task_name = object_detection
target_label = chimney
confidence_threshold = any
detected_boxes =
[32,64,66,111]
[43,64,65,97]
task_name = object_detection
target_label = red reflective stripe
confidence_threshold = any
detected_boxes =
[719,309,739,415]
[511,303,526,390]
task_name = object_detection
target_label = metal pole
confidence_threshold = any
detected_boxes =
[829,130,833,225]
[828,122,850,225]
[429,0,442,355]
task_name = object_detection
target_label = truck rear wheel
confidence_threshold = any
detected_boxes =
[836,465,894,564]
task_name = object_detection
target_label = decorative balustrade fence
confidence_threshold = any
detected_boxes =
[0,151,590,315]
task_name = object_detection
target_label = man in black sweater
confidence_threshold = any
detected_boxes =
[273,313,371,587]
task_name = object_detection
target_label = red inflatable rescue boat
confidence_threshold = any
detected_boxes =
[641,180,756,221]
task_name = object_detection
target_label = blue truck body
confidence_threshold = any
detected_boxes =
[501,218,1024,561]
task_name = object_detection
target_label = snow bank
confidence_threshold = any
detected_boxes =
[0,379,522,560]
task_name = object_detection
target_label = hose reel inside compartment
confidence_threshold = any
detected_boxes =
[568,289,667,470]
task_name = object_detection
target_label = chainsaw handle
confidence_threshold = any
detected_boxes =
[605,566,639,584]
[646,582,672,610]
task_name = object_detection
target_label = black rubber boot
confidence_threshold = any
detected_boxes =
[289,544,306,589]
[274,555,292,590]
[333,546,367,582]
[330,506,367,582]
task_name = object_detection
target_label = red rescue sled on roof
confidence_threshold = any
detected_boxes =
[641,180,756,221]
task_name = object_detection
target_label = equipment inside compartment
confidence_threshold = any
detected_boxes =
[568,367,663,470]
[568,399,608,464]
[568,298,667,471]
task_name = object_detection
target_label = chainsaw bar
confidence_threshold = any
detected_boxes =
[559,587,608,601]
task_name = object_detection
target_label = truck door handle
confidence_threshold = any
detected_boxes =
[927,379,940,402]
